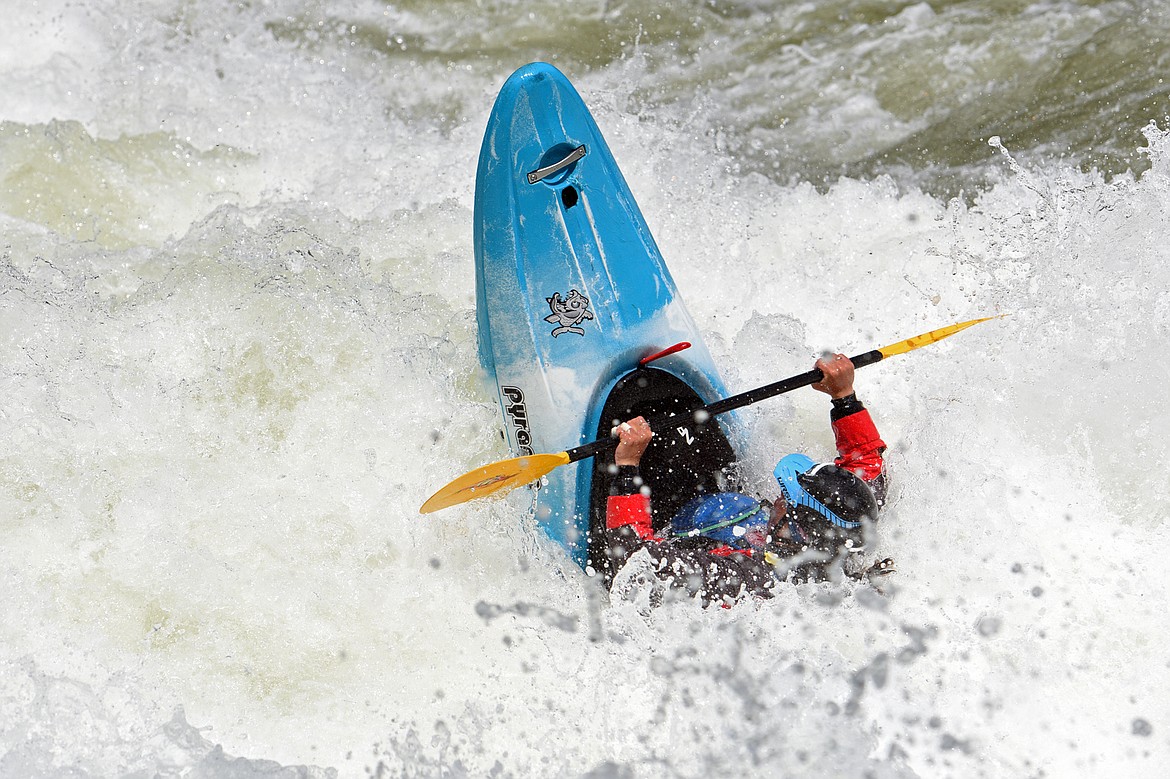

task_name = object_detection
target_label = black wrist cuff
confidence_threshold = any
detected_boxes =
[610,465,643,495]
[830,393,864,421]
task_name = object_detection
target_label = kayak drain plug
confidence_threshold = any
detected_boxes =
[561,186,579,210]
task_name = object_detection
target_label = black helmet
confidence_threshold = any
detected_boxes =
[774,454,877,529]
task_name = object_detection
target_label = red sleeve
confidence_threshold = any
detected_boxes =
[831,409,886,483]
[606,493,653,539]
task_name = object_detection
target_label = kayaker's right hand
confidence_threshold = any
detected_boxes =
[812,352,856,399]
[614,416,653,467]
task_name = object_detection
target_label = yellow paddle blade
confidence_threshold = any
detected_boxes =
[877,315,1002,358]
[419,452,572,513]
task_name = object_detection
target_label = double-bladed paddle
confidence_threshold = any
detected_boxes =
[419,316,998,513]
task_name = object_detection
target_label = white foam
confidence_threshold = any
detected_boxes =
[1,3,1167,777]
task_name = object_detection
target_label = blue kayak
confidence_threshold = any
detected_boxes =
[474,63,744,572]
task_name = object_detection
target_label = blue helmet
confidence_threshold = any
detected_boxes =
[669,492,769,549]
[774,454,877,530]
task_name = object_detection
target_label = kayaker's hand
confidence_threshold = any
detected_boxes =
[812,352,856,399]
[613,416,653,467]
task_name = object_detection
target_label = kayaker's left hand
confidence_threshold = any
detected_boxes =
[614,416,653,467]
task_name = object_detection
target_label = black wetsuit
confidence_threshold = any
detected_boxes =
[603,397,887,605]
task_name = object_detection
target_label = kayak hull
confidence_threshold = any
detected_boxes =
[474,63,741,569]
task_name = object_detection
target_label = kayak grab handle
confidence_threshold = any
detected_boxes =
[527,145,587,184]
[639,342,692,366]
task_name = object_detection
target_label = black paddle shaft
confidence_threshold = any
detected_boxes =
[564,348,884,464]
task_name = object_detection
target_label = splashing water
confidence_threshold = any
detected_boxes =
[2,1,1168,777]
